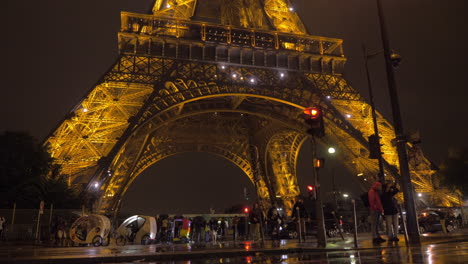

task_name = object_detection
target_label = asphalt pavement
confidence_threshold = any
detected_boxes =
[1,229,468,264]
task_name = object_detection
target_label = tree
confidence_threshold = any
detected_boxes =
[0,131,51,191]
[0,131,80,208]
[438,148,468,196]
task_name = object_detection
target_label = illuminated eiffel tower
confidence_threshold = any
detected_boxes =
[44,0,458,214]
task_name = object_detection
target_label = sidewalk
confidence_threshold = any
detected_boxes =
[1,230,468,264]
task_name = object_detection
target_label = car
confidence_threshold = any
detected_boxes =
[418,210,456,234]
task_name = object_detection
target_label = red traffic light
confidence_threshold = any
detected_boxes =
[303,106,325,138]
[304,107,321,119]
[243,207,250,213]
[307,185,316,199]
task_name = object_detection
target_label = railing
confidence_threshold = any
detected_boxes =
[120,12,344,58]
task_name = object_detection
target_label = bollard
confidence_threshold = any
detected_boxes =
[35,210,41,241]
[399,203,409,246]
[352,199,358,248]
[296,208,302,242]
[245,216,248,240]
[11,203,16,226]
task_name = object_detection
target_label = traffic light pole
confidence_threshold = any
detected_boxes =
[375,0,420,244]
[363,45,385,183]
[311,136,327,247]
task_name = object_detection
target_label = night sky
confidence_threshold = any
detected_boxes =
[3,0,468,214]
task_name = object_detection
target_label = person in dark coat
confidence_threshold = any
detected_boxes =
[381,180,400,241]
[267,205,280,239]
[291,198,307,240]
[249,203,263,240]
[291,198,307,220]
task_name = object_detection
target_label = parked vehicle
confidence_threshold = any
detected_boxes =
[115,215,157,245]
[69,214,111,247]
[279,219,341,239]
[418,210,456,233]
[172,218,191,243]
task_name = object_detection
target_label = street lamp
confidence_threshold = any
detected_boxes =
[327,147,340,211]
[374,0,420,244]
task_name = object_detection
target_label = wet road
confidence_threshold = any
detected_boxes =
[100,242,468,263]
[2,233,468,264]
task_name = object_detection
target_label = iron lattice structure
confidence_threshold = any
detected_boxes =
[44,0,457,214]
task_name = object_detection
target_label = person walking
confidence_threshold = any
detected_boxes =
[291,198,307,240]
[249,203,262,241]
[381,180,400,241]
[160,217,169,242]
[209,218,219,243]
[368,180,385,243]
[435,210,448,234]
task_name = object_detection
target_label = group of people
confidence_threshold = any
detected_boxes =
[156,215,247,243]
[368,179,400,243]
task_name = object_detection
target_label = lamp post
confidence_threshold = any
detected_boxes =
[311,138,327,247]
[374,0,420,244]
[363,45,386,183]
[249,144,265,242]
[328,147,339,210]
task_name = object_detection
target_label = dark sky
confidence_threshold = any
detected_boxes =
[3,0,468,214]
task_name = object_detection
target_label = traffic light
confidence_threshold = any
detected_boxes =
[303,106,325,137]
[307,185,316,199]
[243,207,250,214]
[313,158,325,168]
[390,51,402,68]
[368,134,382,159]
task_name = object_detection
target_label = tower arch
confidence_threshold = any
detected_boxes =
[44,0,459,216]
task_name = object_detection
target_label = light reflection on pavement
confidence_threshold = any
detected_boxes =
[102,242,468,264]
[1,233,468,264]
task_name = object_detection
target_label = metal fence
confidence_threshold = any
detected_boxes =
[0,208,82,242]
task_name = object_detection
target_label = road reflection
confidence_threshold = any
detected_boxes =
[101,241,468,263]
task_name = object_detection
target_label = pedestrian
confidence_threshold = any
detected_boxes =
[249,203,262,240]
[0,216,5,240]
[161,217,169,242]
[56,217,68,246]
[219,218,227,239]
[204,221,211,242]
[267,205,280,239]
[238,216,246,239]
[368,180,385,243]
[191,216,203,243]
[232,216,240,240]
[435,210,448,234]
[291,198,307,240]
[209,218,219,243]
[156,215,163,242]
[381,180,400,241]
[456,213,463,228]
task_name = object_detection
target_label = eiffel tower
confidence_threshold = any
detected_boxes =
[44,0,458,214]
